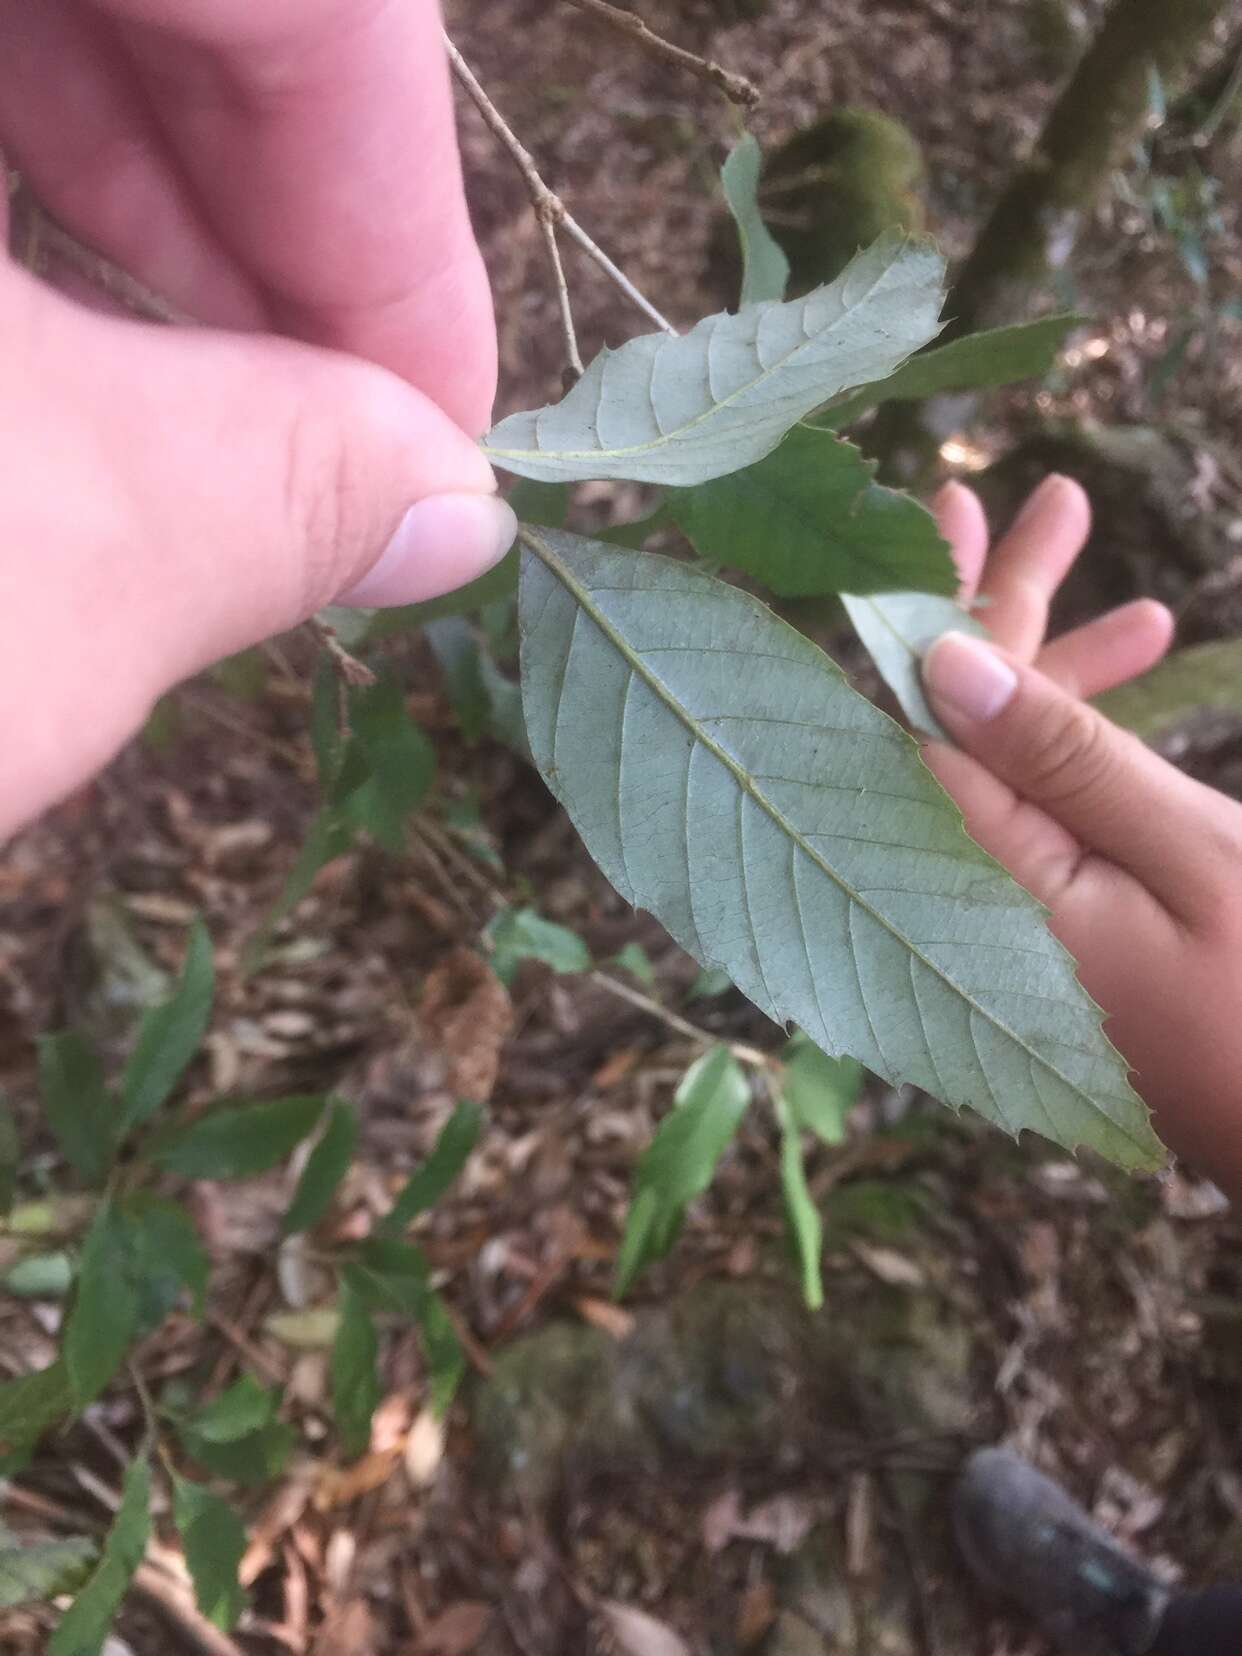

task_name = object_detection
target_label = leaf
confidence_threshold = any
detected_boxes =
[49,1456,150,1656]
[120,1196,209,1326]
[178,1377,294,1488]
[612,942,657,987]
[841,590,987,737]
[482,232,945,485]
[332,1282,380,1460]
[779,1034,862,1147]
[414,1287,465,1418]
[38,1033,115,1187]
[156,1095,325,1179]
[823,315,1082,428]
[519,528,1162,1171]
[64,1205,140,1408]
[383,1102,483,1233]
[0,1096,19,1215]
[1093,638,1242,739]
[337,673,436,851]
[343,1242,465,1417]
[669,426,957,598]
[0,1362,74,1455]
[426,618,491,743]
[5,1249,74,1298]
[282,1098,356,1236]
[484,906,591,986]
[173,1478,247,1630]
[118,919,214,1134]
[721,134,790,308]
[615,1048,751,1296]
[0,1533,96,1609]
[778,1105,824,1309]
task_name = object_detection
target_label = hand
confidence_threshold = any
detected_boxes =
[923,476,1242,1196]
[0,0,514,840]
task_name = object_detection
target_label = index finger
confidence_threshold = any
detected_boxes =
[976,474,1092,660]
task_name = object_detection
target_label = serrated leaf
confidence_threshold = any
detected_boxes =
[172,1478,247,1630]
[383,1102,483,1233]
[776,1100,823,1310]
[483,232,945,485]
[519,527,1162,1171]
[841,591,987,737]
[779,1034,862,1147]
[156,1095,325,1179]
[721,134,790,308]
[64,1205,140,1408]
[0,1533,96,1609]
[118,919,213,1134]
[332,1282,380,1460]
[615,1048,751,1296]
[823,315,1082,428]
[49,1456,150,1656]
[483,906,591,987]
[282,1098,356,1236]
[0,1362,74,1455]
[670,425,956,598]
[38,1033,115,1187]
[1093,638,1242,739]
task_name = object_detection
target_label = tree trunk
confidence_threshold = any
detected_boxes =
[946,0,1228,339]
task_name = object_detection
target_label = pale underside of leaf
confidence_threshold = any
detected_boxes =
[482,232,946,485]
[518,528,1161,1171]
[842,591,987,738]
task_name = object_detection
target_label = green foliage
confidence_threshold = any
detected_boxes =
[1094,638,1242,738]
[670,425,957,597]
[0,1362,74,1456]
[383,1101,483,1233]
[483,233,946,484]
[721,133,790,306]
[776,1098,824,1310]
[615,1048,751,1296]
[779,1035,863,1147]
[520,526,1161,1168]
[840,591,987,736]
[156,1094,325,1179]
[484,906,591,985]
[177,1376,295,1488]
[0,1097,17,1215]
[0,1531,96,1610]
[118,918,214,1133]
[332,1281,381,1459]
[49,1456,150,1656]
[342,1241,465,1417]
[611,942,656,987]
[37,1033,114,1187]
[283,1097,357,1236]
[173,1477,248,1630]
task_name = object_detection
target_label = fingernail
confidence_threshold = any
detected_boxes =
[337,493,517,607]
[1010,473,1072,533]
[923,631,1018,723]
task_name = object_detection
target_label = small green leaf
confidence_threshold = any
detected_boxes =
[120,1195,209,1327]
[0,1533,96,1610]
[670,426,957,598]
[37,1033,115,1187]
[119,919,214,1134]
[611,943,656,988]
[427,618,491,743]
[49,1455,150,1656]
[687,967,732,1002]
[721,133,790,307]
[416,1287,465,1418]
[282,1098,357,1237]
[342,1243,464,1418]
[157,1095,325,1180]
[0,1362,74,1455]
[823,315,1082,427]
[483,232,946,485]
[4,1250,74,1298]
[332,1282,380,1460]
[1094,638,1242,739]
[777,1101,824,1309]
[64,1204,140,1408]
[841,590,987,736]
[779,1035,862,1147]
[173,1477,247,1630]
[384,1102,483,1233]
[336,673,436,851]
[615,1048,751,1296]
[178,1377,294,1488]
[185,1375,277,1444]
[484,907,591,986]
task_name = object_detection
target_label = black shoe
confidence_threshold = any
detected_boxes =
[954,1448,1169,1655]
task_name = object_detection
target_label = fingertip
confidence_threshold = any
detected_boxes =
[932,479,989,600]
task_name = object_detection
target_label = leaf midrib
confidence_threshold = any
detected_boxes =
[485,243,925,468]
[520,529,1144,1144]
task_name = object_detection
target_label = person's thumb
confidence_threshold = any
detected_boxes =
[1,267,515,829]
[921,629,1220,917]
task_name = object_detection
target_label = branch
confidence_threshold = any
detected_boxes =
[444,35,677,339]
[562,0,761,109]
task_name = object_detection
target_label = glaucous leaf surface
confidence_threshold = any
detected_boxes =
[519,528,1161,1170]
[841,591,987,737]
[483,232,945,485]
[670,425,956,597]
[721,134,790,307]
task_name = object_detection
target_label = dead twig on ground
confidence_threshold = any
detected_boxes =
[562,0,761,108]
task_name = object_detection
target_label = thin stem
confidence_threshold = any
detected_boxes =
[562,0,761,109]
[9,184,188,325]
[540,208,585,379]
[444,34,677,337]
[307,615,377,690]
[590,968,771,1068]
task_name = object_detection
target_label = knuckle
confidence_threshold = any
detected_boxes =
[281,380,379,615]
[1022,700,1114,805]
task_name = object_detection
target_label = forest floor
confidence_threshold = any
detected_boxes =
[3,2,1242,1653]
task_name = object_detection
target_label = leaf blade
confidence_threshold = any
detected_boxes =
[282,1098,357,1237]
[332,1282,380,1460]
[841,590,987,737]
[173,1477,248,1630]
[49,1456,150,1656]
[721,133,790,307]
[382,1101,483,1233]
[156,1095,325,1180]
[119,919,214,1134]
[38,1034,115,1187]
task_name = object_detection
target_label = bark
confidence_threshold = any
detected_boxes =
[946,0,1229,339]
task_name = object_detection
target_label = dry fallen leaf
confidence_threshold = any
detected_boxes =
[573,1296,636,1341]
[599,1601,691,1656]
[314,1446,403,1512]
[418,1600,494,1654]
[736,1579,777,1649]
[849,1241,925,1288]
[314,1597,378,1656]
[419,948,514,1103]
[404,1406,447,1489]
